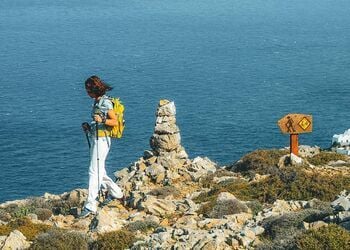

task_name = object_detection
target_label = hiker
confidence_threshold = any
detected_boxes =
[80,75,124,218]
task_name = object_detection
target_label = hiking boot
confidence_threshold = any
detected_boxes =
[79,207,94,218]
[100,195,114,206]
[101,195,125,207]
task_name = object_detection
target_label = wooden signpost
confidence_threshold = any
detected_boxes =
[278,114,313,156]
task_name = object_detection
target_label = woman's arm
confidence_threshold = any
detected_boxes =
[94,109,117,126]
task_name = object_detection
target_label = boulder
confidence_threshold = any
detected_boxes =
[156,101,176,117]
[140,196,176,217]
[155,123,179,135]
[92,208,126,233]
[146,164,165,184]
[1,230,30,250]
[186,157,217,181]
[150,133,181,152]
[331,192,350,211]
[67,189,88,205]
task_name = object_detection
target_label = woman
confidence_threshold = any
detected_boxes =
[80,75,123,218]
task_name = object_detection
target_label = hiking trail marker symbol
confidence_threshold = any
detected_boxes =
[277,114,313,156]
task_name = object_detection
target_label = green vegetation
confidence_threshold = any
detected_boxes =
[0,224,12,236]
[307,151,348,166]
[30,229,88,250]
[0,196,79,223]
[194,149,350,206]
[231,149,288,177]
[296,224,350,250]
[0,218,51,240]
[208,199,249,218]
[126,220,159,233]
[257,210,332,249]
[93,230,136,250]
[195,165,350,207]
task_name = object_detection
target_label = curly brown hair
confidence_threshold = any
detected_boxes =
[85,75,113,97]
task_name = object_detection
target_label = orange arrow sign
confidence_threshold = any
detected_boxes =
[278,114,313,134]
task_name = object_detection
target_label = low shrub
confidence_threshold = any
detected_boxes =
[93,230,136,250]
[0,218,51,240]
[197,199,217,217]
[262,209,330,241]
[200,169,237,188]
[0,224,12,236]
[126,220,159,233]
[231,149,288,177]
[209,199,249,218]
[296,224,350,250]
[307,151,348,166]
[8,218,51,241]
[34,208,53,221]
[30,229,88,250]
[196,165,350,204]
[0,209,11,222]
[246,200,264,215]
[11,206,35,218]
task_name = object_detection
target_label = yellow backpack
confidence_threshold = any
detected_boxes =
[107,97,125,139]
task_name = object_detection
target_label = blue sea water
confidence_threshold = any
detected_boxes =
[1,0,350,203]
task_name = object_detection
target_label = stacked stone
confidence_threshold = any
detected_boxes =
[151,100,183,153]
[150,100,189,169]
[115,99,217,207]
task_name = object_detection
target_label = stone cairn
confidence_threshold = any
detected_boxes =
[115,100,217,208]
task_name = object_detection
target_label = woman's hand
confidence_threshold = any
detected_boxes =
[94,115,104,123]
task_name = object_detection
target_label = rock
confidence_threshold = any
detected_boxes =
[213,176,237,184]
[146,164,165,183]
[223,213,253,225]
[128,191,146,209]
[44,192,61,200]
[51,215,75,229]
[155,123,179,135]
[67,189,88,205]
[338,211,350,223]
[156,101,176,117]
[140,196,176,217]
[137,161,147,172]
[250,225,265,236]
[331,191,350,211]
[217,192,237,202]
[1,230,30,250]
[143,150,155,159]
[150,133,181,152]
[72,218,91,231]
[197,219,225,230]
[187,157,217,181]
[174,215,199,230]
[27,213,38,221]
[92,208,126,233]
[340,221,350,231]
[298,145,320,157]
[0,236,6,247]
[290,153,303,165]
[156,115,176,125]
[309,221,328,230]
[69,207,81,217]
[114,167,129,181]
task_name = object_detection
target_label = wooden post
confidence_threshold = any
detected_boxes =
[290,134,299,156]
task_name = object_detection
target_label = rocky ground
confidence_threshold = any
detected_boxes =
[1,100,350,249]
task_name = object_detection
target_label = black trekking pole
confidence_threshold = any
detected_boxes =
[95,121,104,201]
[81,122,91,149]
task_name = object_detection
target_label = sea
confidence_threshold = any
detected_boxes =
[1,0,350,203]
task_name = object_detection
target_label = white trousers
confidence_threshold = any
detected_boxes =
[84,136,123,212]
